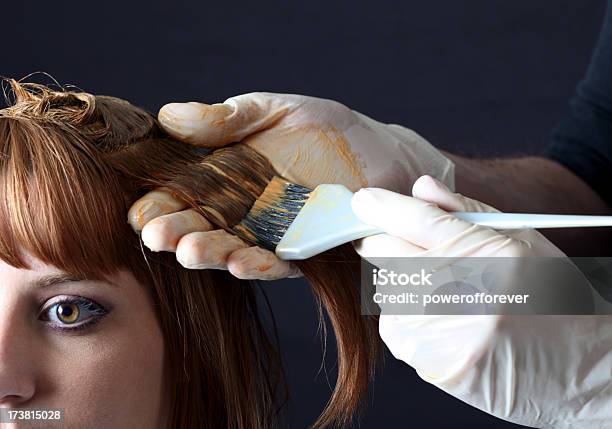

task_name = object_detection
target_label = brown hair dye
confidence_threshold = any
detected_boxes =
[0,80,379,428]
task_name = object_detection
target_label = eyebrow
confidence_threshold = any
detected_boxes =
[31,273,87,289]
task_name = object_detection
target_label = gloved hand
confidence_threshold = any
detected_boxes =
[351,175,612,429]
[128,92,454,280]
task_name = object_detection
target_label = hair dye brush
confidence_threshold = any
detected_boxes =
[233,176,612,260]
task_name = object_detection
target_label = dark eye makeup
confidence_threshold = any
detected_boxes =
[39,295,110,333]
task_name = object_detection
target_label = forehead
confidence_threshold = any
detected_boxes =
[0,247,53,272]
[0,248,67,285]
[0,247,132,288]
[0,259,140,297]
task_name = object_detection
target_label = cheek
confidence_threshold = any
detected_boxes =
[42,313,166,427]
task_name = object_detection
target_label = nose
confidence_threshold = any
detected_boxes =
[0,309,36,405]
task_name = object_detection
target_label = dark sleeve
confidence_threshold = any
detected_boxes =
[546,0,612,207]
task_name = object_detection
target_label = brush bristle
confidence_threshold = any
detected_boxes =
[233,176,312,250]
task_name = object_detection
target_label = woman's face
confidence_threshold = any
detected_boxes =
[0,251,167,428]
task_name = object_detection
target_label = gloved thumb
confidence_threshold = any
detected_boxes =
[351,185,501,252]
[411,175,500,214]
[157,92,289,147]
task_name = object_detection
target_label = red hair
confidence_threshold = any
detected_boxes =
[0,80,380,428]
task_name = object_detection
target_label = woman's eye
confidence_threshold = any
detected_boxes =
[40,296,108,331]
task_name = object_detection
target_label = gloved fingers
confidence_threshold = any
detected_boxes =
[176,229,248,270]
[127,186,302,278]
[412,175,500,213]
[128,187,189,231]
[141,208,213,252]
[351,187,501,251]
[353,233,426,259]
[133,200,304,278]
[157,93,289,148]
[227,246,303,280]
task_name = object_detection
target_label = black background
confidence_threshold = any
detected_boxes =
[3,1,607,427]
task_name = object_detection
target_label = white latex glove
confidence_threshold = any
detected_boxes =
[128,93,454,280]
[351,175,612,429]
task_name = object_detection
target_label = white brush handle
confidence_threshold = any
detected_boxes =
[452,212,612,229]
[275,184,612,260]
